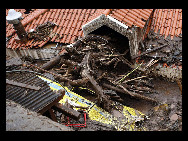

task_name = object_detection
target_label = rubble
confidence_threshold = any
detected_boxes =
[6,25,182,131]
[28,34,158,111]
[27,21,57,41]
[136,30,182,82]
[170,114,179,122]
[5,8,183,131]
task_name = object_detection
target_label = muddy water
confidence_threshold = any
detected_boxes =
[72,77,182,117]
[153,78,181,103]
[122,77,182,115]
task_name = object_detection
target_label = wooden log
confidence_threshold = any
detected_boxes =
[122,76,147,84]
[48,108,57,122]
[39,55,61,72]
[81,53,111,112]
[102,83,125,94]
[132,44,168,59]
[53,103,81,120]
[102,83,157,103]
[28,64,86,86]
[118,85,157,103]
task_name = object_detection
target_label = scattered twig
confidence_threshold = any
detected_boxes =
[117,62,143,85]
[132,44,168,59]
[118,85,157,103]
[102,83,157,103]
[122,76,147,84]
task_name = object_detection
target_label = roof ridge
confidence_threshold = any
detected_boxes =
[103,9,112,15]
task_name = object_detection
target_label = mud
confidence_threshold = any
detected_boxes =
[6,55,182,131]
[6,99,73,131]
[143,78,182,131]
[54,77,182,131]
[113,77,182,131]
[6,31,182,131]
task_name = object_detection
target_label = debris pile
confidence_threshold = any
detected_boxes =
[135,30,182,82]
[141,30,182,66]
[7,34,161,130]
[6,33,182,131]
[27,34,157,111]
[27,21,58,41]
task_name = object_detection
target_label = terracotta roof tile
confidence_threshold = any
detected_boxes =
[6,9,101,49]
[7,9,180,50]
[159,10,167,35]
[142,9,151,17]
[126,12,138,22]
[113,12,125,22]
[109,9,153,28]
[87,9,106,22]
[151,9,182,39]
[22,9,49,26]
[103,9,111,15]
[177,18,182,35]
[6,9,153,49]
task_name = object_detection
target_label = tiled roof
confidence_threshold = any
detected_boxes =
[109,9,153,28]
[87,9,153,28]
[151,9,182,39]
[6,9,103,49]
[6,9,182,50]
[6,9,38,37]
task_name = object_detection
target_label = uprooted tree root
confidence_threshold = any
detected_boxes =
[27,34,158,112]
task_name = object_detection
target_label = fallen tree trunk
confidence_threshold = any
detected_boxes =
[27,64,87,86]
[39,55,62,72]
[102,83,157,104]
[81,53,111,112]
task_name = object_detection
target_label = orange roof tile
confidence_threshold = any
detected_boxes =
[86,9,153,29]
[103,9,112,15]
[7,9,181,50]
[109,9,153,28]
[151,9,182,39]
[6,9,101,49]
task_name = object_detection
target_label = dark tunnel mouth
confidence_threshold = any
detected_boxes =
[89,25,131,61]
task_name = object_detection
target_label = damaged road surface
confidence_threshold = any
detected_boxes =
[6,33,182,131]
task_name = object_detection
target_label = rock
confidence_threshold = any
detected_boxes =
[170,104,175,109]
[170,114,178,122]
[112,109,123,119]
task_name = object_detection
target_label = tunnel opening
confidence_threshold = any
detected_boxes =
[89,25,131,61]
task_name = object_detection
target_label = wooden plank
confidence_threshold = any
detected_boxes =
[38,89,65,114]
[53,103,81,120]
[6,79,41,91]
[48,108,57,122]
